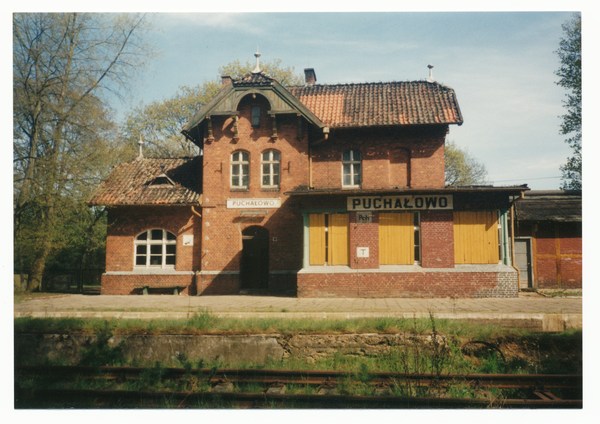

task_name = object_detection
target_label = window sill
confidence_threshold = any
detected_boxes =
[261,187,280,192]
[129,267,178,274]
[230,188,250,192]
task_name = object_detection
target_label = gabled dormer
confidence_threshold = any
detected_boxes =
[181,51,327,147]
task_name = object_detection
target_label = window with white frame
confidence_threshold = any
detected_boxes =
[261,150,281,188]
[342,150,362,187]
[231,151,250,188]
[135,229,176,268]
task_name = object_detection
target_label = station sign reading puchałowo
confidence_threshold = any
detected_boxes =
[227,198,281,208]
[347,195,453,211]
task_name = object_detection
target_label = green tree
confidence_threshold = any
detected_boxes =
[122,59,304,157]
[555,14,581,190]
[13,13,155,291]
[445,141,488,186]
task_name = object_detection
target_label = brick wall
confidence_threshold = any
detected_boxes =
[420,210,455,268]
[310,126,446,189]
[349,212,379,269]
[102,205,202,294]
[297,267,518,298]
[105,206,201,272]
[102,274,194,295]
[201,94,306,273]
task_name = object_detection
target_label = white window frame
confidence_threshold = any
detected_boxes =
[342,150,362,188]
[134,229,177,268]
[231,151,250,189]
[261,150,281,188]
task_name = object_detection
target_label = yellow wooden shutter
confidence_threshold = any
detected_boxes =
[454,211,499,264]
[309,214,326,265]
[379,213,414,265]
[329,213,349,265]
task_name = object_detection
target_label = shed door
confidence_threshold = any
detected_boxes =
[514,239,533,289]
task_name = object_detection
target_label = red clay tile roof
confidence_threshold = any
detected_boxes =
[87,157,202,206]
[234,71,276,86]
[286,81,463,128]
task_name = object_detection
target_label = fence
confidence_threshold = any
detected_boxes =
[41,268,104,293]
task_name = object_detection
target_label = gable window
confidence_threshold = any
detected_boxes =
[252,106,260,127]
[231,151,250,188]
[342,150,362,187]
[135,229,176,268]
[261,150,281,188]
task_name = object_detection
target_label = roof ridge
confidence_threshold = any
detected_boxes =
[286,80,450,89]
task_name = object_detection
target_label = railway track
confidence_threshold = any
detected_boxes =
[15,365,582,409]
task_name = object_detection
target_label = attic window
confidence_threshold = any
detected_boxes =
[252,106,260,128]
[149,164,176,187]
[149,174,175,187]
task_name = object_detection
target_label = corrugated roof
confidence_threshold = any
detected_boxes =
[286,81,463,128]
[515,190,582,222]
[87,157,202,206]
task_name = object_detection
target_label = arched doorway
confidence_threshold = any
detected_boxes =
[240,226,269,290]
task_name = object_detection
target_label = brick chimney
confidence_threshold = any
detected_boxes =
[221,75,232,87]
[304,68,316,85]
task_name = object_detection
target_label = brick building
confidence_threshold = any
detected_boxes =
[89,59,528,297]
[513,190,582,289]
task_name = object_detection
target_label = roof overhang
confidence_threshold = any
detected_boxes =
[284,186,529,197]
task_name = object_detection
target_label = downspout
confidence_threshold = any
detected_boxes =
[510,204,521,288]
[191,203,203,295]
[309,143,313,189]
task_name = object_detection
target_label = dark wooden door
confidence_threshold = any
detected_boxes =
[240,226,269,290]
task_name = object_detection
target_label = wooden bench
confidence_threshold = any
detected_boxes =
[134,285,186,295]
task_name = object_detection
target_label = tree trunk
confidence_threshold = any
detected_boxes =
[27,237,52,291]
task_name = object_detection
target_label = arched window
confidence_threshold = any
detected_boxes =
[342,150,362,187]
[135,229,176,268]
[231,151,250,188]
[261,150,281,188]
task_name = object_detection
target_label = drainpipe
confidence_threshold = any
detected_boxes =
[510,204,521,287]
[191,203,202,295]
[309,143,313,189]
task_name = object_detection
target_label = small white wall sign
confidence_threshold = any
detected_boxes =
[183,235,194,246]
[227,198,281,208]
[357,247,370,258]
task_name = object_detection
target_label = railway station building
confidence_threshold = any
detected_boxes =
[89,59,529,298]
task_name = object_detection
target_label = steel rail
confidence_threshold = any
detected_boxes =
[15,365,582,390]
[14,387,582,409]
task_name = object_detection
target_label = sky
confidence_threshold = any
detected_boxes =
[103,9,582,191]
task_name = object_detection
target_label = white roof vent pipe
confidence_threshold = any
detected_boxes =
[426,64,435,83]
[252,47,261,74]
[137,135,144,159]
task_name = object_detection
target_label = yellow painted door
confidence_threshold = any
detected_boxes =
[454,211,499,264]
[379,213,414,265]
[328,214,349,265]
